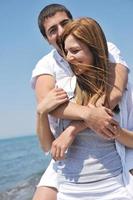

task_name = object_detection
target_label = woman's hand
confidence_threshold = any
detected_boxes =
[37,88,68,114]
[51,129,76,160]
[51,120,87,160]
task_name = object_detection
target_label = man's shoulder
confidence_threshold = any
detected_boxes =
[37,49,56,65]
[31,49,57,86]
[107,41,116,49]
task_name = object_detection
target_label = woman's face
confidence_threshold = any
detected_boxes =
[64,34,94,65]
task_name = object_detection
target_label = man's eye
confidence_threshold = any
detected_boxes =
[61,19,70,27]
[49,28,57,35]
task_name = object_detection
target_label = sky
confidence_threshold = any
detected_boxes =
[0,0,133,139]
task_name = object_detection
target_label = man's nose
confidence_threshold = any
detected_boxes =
[58,25,64,37]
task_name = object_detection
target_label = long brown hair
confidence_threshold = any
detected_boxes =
[61,17,110,106]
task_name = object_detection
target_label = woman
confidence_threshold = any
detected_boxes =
[35,18,133,199]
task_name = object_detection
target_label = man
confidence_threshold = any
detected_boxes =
[31,4,128,200]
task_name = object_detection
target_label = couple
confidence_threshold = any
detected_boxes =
[31,4,133,200]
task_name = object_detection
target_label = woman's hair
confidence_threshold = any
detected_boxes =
[61,17,110,106]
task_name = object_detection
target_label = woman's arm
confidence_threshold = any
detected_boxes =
[116,128,133,148]
[50,120,87,160]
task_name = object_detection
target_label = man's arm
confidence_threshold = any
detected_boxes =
[108,63,128,109]
[36,86,68,152]
[37,112,55,152]
[35,75,118,136]
[107,42,128,109]
[35,75,55,152]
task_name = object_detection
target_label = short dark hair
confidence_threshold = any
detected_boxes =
[38,4,73,39]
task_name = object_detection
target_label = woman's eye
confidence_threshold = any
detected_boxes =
[72,49,79,54]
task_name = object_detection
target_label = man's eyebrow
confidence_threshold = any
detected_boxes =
[60,19,70,24]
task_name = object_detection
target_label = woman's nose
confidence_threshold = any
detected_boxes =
[67,52,75,62]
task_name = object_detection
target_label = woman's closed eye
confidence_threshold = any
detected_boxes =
[71,49,80,54]
[65,48,80,55]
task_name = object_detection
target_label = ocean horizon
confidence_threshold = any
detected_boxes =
[0,135,51,200]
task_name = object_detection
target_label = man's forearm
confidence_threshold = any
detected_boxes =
[50,101,88,121]
[37,113,55,152]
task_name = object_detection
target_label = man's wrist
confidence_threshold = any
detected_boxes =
[79,106,91,121]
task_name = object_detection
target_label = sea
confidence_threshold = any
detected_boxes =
[0,135,51,200]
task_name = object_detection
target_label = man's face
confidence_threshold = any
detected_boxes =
[44,11,70,53]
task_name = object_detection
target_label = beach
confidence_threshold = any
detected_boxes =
[0,135,51,200]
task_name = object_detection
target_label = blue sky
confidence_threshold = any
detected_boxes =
[0,0,133,139]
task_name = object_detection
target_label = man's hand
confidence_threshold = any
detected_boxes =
[83,105,119,139]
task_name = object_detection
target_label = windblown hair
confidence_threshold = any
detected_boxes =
[61,17,110,106]
[38,4,73,39]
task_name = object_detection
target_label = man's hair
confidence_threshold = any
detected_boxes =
[38,4,73,39]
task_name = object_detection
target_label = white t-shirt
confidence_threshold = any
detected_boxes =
[31,42,128,89]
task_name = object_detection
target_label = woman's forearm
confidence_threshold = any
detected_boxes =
[63,120,87,137]
[50,101,88,120]
[116,128,133,148]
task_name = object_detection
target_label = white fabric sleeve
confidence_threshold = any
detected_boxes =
[31,57,55,89]
[56,76,76,99]
[127,83,133,131]
[124,83,133,171]
[108,42,128,68]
